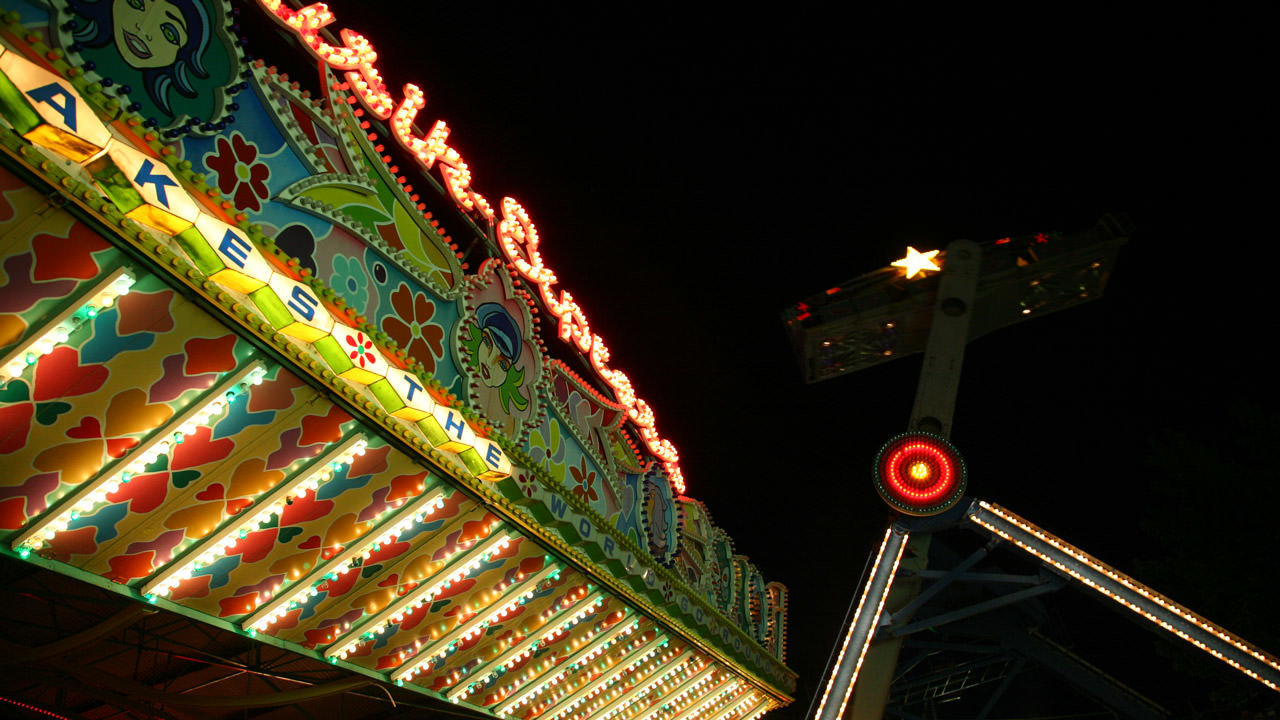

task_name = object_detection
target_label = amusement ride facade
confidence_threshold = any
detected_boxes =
[0,1,792,717]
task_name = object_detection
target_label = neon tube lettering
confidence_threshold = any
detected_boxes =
[255,0,687,492]
[390,85,492,220]
[258,1,391,118]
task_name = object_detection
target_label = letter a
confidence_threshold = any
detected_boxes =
[26,83,76,131]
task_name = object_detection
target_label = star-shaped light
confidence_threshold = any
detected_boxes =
[891,246,941,279]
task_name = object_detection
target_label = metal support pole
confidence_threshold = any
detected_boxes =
[813,526,909,720]
[909,239,981,437]
[812,240,984,720]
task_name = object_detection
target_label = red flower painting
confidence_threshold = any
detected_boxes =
[382,285,444,371]
[346,332,374,367]
[569,458,599,504]
[205,132,270,212]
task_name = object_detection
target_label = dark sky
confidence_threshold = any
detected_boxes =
[282,6,1274,716]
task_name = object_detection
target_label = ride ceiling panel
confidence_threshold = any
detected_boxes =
[0,178,773,718]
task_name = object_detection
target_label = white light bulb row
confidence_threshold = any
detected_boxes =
[392,561,561,683]
[570,648,686,720]
[525,630,661,718]
[140,433,366,598]
[590,648,695,720]
[326,529,511,660]
[707,691,761,720]
[468,592,609,704]
[655,671,725,720]
[567,618,641,672]
[12,361,266,555]
[811,526,906,720]
[447,589,606,702]
[245,487,449,631]
[971,501,1280,692]
[1,268,134,381]
[733,697,771,720]
[550,633,668,720]
[630,665,719,720]
[669,679,742,720]
[497,614,639,715]
[980,501,1278,668]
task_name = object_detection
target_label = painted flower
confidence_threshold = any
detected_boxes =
[569,458,599,504]
[205,132,270,213]
[346,332,374,367]
[382,284,444,371]
[329,254,369,313]
[514,470,539,499]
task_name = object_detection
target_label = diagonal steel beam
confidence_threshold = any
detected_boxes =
[969,500,1280,693]
[812,525,909,720]
[888,576,1064,637]
[888,543,991,623]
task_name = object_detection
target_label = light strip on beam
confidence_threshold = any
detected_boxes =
[656,672,735,720]
[446,589,606,702]
[244,486,450,631]
[327,527,511,659]
[969,500,1280,692]
[812,525,908,720]
[1,267,134,381]
[13,360,266,555]
[629,664,719,720]
[513,629,654,720]
[733,696,771,720]
[668,678,743,720]
[591,648,695,720]
[548,633,669,720]
[707,691,760,720]
[391,561,561,683]
[496,613,640,715]
[140,432,365,598]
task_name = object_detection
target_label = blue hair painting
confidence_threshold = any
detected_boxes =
[63,0,225,122]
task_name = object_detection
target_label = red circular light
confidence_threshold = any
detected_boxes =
[874,432,966,516]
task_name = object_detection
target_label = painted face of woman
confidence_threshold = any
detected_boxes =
[477,329,513,389]
[112,0,189,69]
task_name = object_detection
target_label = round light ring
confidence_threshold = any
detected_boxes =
[874,432,967,516]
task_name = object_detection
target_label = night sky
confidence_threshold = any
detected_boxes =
[276,6,1274,716]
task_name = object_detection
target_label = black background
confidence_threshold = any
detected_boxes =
[261,5,1276,717]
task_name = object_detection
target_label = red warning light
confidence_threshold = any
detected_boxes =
[874,432,966,516]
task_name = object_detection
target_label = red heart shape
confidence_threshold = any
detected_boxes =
[298,534,322,550]
[34,347,109,402]
[66,416,101,439]
[195,483,225,502]
[224,497,253,515]
[377,572,399,588]
[105,437,138,458]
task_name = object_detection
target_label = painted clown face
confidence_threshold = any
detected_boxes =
[113,0,189,69]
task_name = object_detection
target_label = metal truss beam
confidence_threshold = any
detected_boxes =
[968,500,1280,693]
[888,575,1064,638]
[888,542,992,623]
